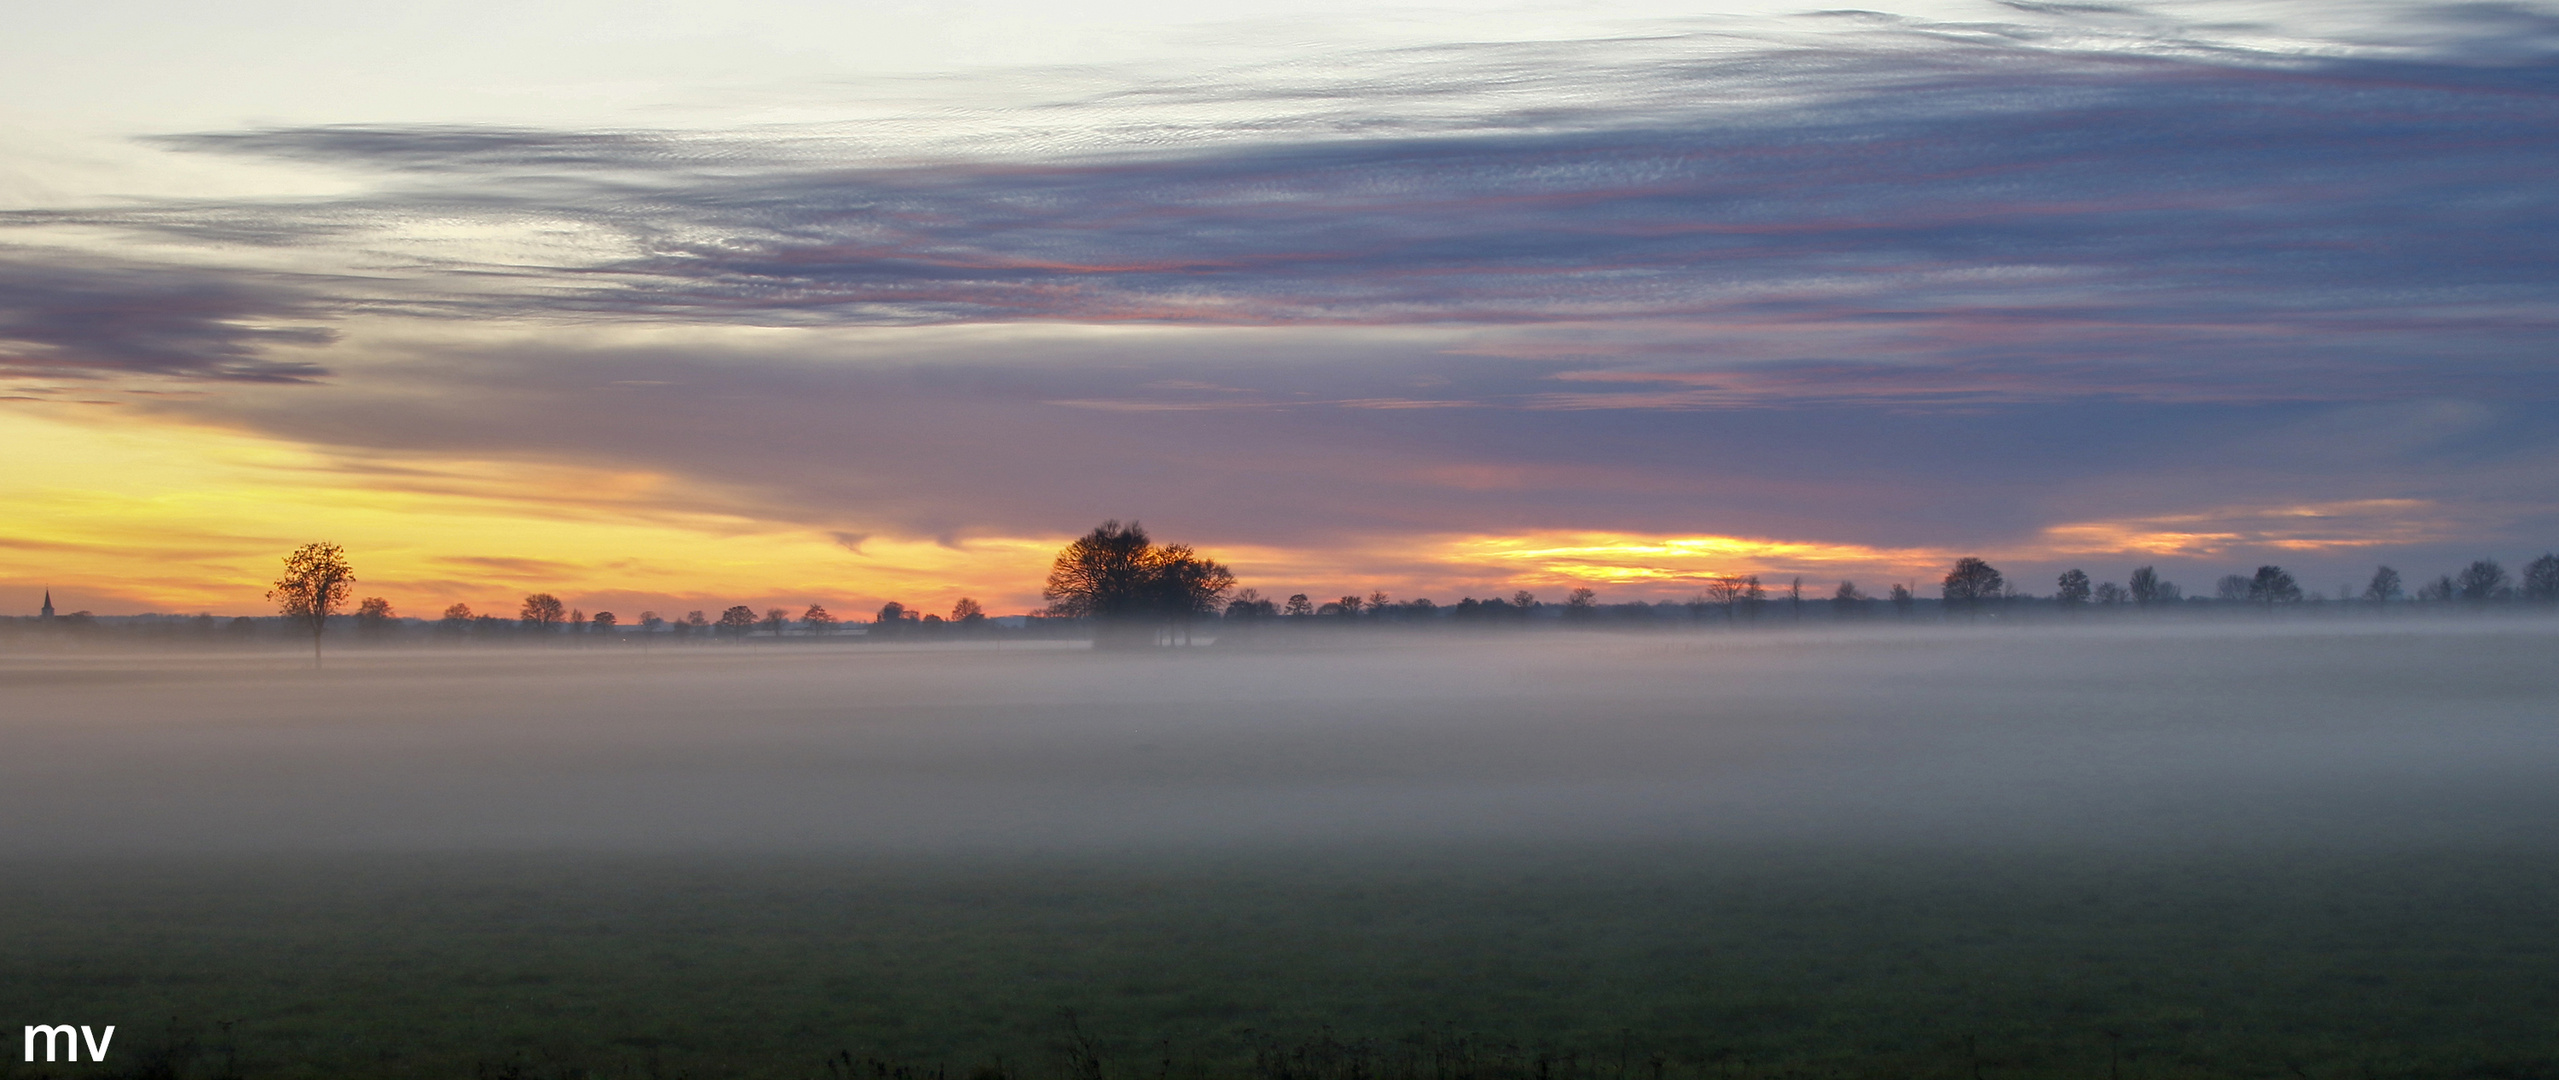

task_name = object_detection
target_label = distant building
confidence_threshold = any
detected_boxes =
[40,589,54,621]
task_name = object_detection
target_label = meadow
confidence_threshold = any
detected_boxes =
[2,624,2553,1079]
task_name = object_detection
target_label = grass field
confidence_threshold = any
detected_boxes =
[3,624,2554,1078]
[4,844,2556,1079]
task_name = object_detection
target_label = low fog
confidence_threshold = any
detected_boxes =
[5,622,2554,857]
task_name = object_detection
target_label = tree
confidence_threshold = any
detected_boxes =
[1889,583,1915,617]
[1705,576,1746,621]
[639,611,664,634]
[1042,521,1234,645]
[1786,577,1804,619]
[803,604,838,635]
[2128,566,2162,608]
[2093,582,2128,606]
[2417,574,2457,603]
[1735,579,1762,621]
[1564,587,1598,621]
[2364,566,2403,606]
[2216,575,2252,602]
[2247,565,2301,608]
[268,542,354,667]
[763,608,790,636]
[1224,588,1276,619]
[2456,559,2510,602]
[2524,555,2559,603]
[952,598,986,626]
[717,605,759,639]
[355,597,395,638]
[439,603,473,636]
[2055,569,2092,606]
[1941,557,2003,613]
[1283,594,1313,617]
[520,593,566,631]
[592,611,618,633]
[1831,581,1867,617]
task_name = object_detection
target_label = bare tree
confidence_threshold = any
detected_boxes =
[1786,577,1804,620]
[2216,575,2252,602]
[802,604,837,635]
[1889,583,1915,617]
[520,593,566,632]
[762,607,790,636]
[2092,582,2128,606]
[2055,569,2092,606]
[951,598,986,627]
[268,542,354,667]
[717,605,759,639]
[1565,587,1598,621]
[1705,576,1745,622]
[1284,593,1313,617]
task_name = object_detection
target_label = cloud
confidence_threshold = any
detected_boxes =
[0,253,335,381]
[0,1,2549,403]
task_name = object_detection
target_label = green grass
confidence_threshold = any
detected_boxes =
[4,841,2555,1080]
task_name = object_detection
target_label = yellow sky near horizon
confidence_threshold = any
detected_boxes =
[2,401,2442,618]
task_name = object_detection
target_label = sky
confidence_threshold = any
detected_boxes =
[4,0,2557,618]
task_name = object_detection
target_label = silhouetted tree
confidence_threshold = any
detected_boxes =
[2524,554,2559,604]
[2417,574,2457,603]
[2128,566,2163,607]
[2055,569,2092,606]
[1735,579,1763,621]
[681,610,708,639]
[268,542,354,667]
[520,593,566,631]
[1941,557,2003,614]
[439,603,473,636]
[2093,582,2128,606]
[1284,593,1313,617]
[1335,595,1364,618]
[1224,588,1277,619]
[763,608,790,636]
[1564,587,1598,621]
[1705,576,1745,622]
[2247,565,2302,607]
[2216,574,2252,602]
[802,604,837,634]
[639,611,663,635]
[592,611,618,633]
[1831,581,1867,617]
[717,605,758,639]
[951,598,986,627]
[2457,559,2510,602]
[355,597,395,638]
[2364,566,2403,606]
[1889,583,1915,617]
[1042,521,1233,645]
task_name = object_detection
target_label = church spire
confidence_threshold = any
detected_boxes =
[40,589,54,620]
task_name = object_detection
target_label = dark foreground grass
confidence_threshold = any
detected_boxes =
[2,842,2553,1080]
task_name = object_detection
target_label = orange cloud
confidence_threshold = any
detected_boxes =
[2033,500,2453,558]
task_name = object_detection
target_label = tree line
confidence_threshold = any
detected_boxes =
[30,535,2557,662]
